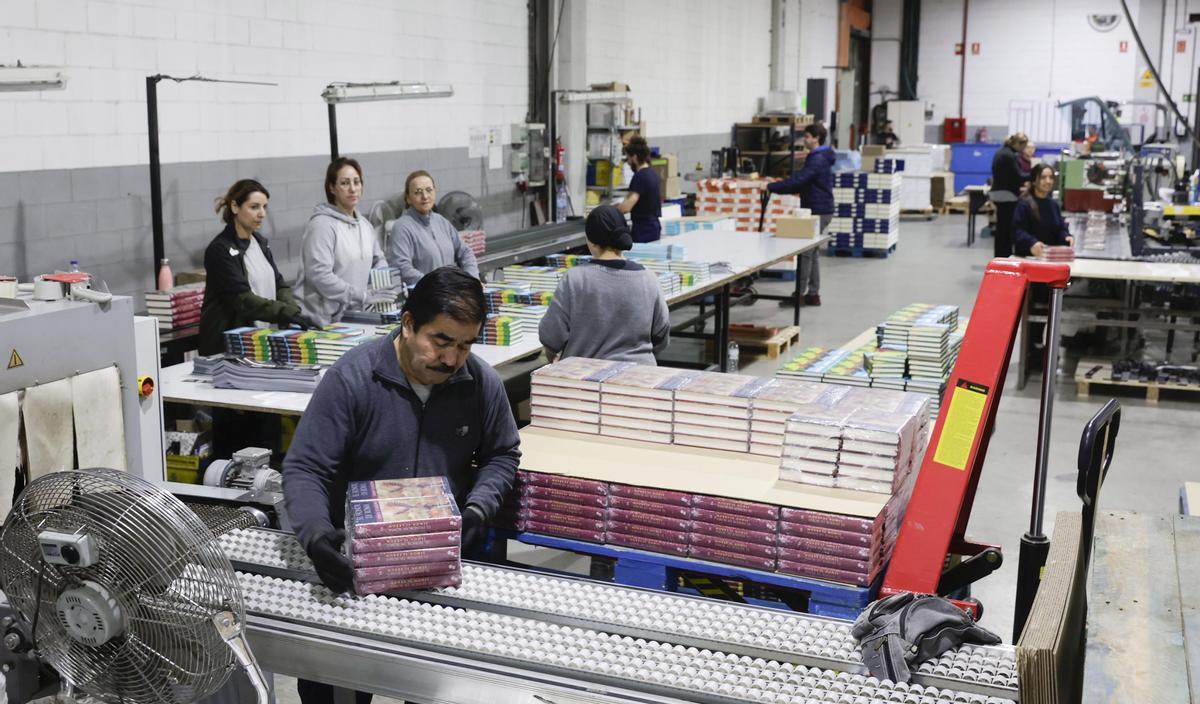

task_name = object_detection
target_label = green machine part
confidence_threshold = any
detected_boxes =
[1060,158,1089,190]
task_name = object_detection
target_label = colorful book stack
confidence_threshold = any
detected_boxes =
[313,328,375,365]
[599,365,698,444]
[529,358,633,433]
[829,171,903,250]
[694,178,801,233]
[605,483,693,556]
[513,470,609,544]
[671,372,768,453]
[777,347,834,382]
[483,284,554,312]
[747,378,829,457]
[345,477,463,595]
[146,284,205,331]
[668,260,712,286]
[223,325,371,365]
[864,346,908,387]
[1039,245,1075,262]
[544,253,592,268]
[655,270,682,297]
[500,265,568,293]
[779,386,929,495]
[459,230,486,257]
[476,315,524,346]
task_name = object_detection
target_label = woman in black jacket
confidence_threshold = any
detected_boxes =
[989,132,1028,258]
[197,179,315,355]
[1013,164,1073,257]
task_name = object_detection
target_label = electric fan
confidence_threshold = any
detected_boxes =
[435,191,484,231]
[0,468,268,703]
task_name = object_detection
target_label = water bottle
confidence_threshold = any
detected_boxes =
[727,340,740,372]
[157,258,174,291]
[69,259,79,273]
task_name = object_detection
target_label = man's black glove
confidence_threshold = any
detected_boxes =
[461,504,488,550]
[306,528,355,594]
[289,313,319,330]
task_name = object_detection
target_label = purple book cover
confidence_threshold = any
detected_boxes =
[777,546,873,573]
[778,507,877,534]
[777,559,870,587]
[349,497,462,538]
[356,572,463,595]
[689,532,778,560]
[347,476,451,502]
[519,518,606,544]
[776,522,875,548]
[688,545,777,571]
[520,484,610,507]
[520,497,606,521]
[690,494,780,520]
[605,507,691,532]
[350,531,460,554]
[607,483,694,507]
[607,530,689,556]
[688,520,779,547]
[605,520,689,546]
[352,546,462,568]
[608,495,692,519]
[520,471,610,495]
[689,507,778,533]
[353,559,461,582]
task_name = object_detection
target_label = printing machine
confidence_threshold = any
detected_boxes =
[0,282,1023,704]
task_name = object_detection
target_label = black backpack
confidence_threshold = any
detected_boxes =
[852,592,1002,682]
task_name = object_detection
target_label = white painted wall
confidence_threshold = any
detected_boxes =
[0,0,528,173]
[916,0,1144,130]
[869,0,902,101]
[582,0,772,136]
[780,0,840,121]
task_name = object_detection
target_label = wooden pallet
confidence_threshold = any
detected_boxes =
[731,325,801,359]
[751,114,815,127]
[941,196,970,214]
[1075,358,1200,403]
[826,243,897,259]
[900,207,936,221]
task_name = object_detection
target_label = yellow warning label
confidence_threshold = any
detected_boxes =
[1140,68,1155,88]
[6,349,22,370]
[932,379,989,471]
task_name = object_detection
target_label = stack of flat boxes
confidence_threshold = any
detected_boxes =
[694,178,801,233]
[748,378,830,458]
[599,365,698,444]
[528,358,632,433]
[605,484,692,556]
[513,471,609,543]
[345,477,464,594]
[689,495,781,572]
[830,166,903,251]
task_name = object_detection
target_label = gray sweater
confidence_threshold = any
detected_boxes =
[538,260,670,365]
[293,203,386,326]
[387,207,480,287]
[282,329,521,552]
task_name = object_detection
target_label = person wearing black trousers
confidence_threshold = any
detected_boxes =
[989,132,1028,258]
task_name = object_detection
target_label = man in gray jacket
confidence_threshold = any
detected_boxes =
[387,170,480,287]
[283,267,520,702]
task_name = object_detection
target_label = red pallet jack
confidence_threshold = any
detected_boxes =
[880,258,1071,637]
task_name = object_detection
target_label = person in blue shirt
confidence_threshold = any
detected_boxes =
[766,123,835,306]
[1013,163,1073,257]
[616,135,662,243]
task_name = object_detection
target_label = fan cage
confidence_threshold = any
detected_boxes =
[0,469,244,704]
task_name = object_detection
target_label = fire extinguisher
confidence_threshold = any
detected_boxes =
[555,138,566,183]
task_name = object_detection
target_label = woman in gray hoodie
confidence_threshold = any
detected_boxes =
[294,157,391,325]
[386,170,479,287]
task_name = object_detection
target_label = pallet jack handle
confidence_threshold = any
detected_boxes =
[758,189,771,233]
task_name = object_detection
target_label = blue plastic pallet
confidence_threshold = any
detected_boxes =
[825,243,897,259]
[511,531,873,619]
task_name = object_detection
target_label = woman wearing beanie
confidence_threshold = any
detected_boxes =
[538,204,670,364]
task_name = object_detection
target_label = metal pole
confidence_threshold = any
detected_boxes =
[327,103,339,161]
[1030,286,1064,538]
[146,75,164,288]
[1013,284,1064,641]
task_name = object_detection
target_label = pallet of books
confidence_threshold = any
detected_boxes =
[694,178,801,233]
[345,476,463,595]
[829,165,903,256]
[146,283,204,331]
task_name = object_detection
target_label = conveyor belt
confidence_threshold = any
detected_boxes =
[223,528,1017,703]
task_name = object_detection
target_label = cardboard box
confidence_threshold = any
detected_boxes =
[664,175,682,199]
[861,145,887,157]
[591,81,631,92]
[775,216,819,239]
[930,172,954,207]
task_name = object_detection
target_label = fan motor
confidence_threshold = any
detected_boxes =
[55,580,124,647]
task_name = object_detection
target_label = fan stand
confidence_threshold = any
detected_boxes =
[212,611,271,703]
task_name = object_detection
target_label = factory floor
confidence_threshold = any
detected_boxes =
[272,213,1197,702]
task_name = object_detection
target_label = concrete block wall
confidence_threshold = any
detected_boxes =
[1,0,528,303]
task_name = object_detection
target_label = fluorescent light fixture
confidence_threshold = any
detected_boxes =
[557,90,631,104]
[322,81,454,104]
[0,65,67,92]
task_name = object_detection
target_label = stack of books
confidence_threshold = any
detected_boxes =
[544,253,591,268]
[146,284,205,331]
[500,265,568,293]
[688,495,780,571]
[605,482,692,556]
[671,372,768,453]
[513,470,608,543]
[529,358,633,433]
[1039,245,1075,262]
[483,284,554,312]
[599,365,698,444]
[345,477,463,594]
[313,328,375,365]
[223,327,274,361]
[747,378,828,457]
[669,260,712,286]
[776,507,884,587]
[777,347,835,382]
[829,171,903,250]
[223,325,371,365]
[207,358,322,393]
[629,242,686,260]
[655,270,682,297]
[475,315,526,346]
[459,230,486,257]
[864,346,908,388]
[907,323,951,380]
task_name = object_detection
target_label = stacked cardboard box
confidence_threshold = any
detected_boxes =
[830,171,903,250]
[345,477,463,594]
[529,358,632,433]
[694,178,801,233]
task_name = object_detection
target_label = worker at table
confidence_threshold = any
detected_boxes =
[387,169,480,287]
[1013,164,1073,257]
[615,135,662,243]
[766,122,835,307]
[294,157,394,326]
[538,204,670,364]
[283,267,520,704]
[198,178,316,355]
